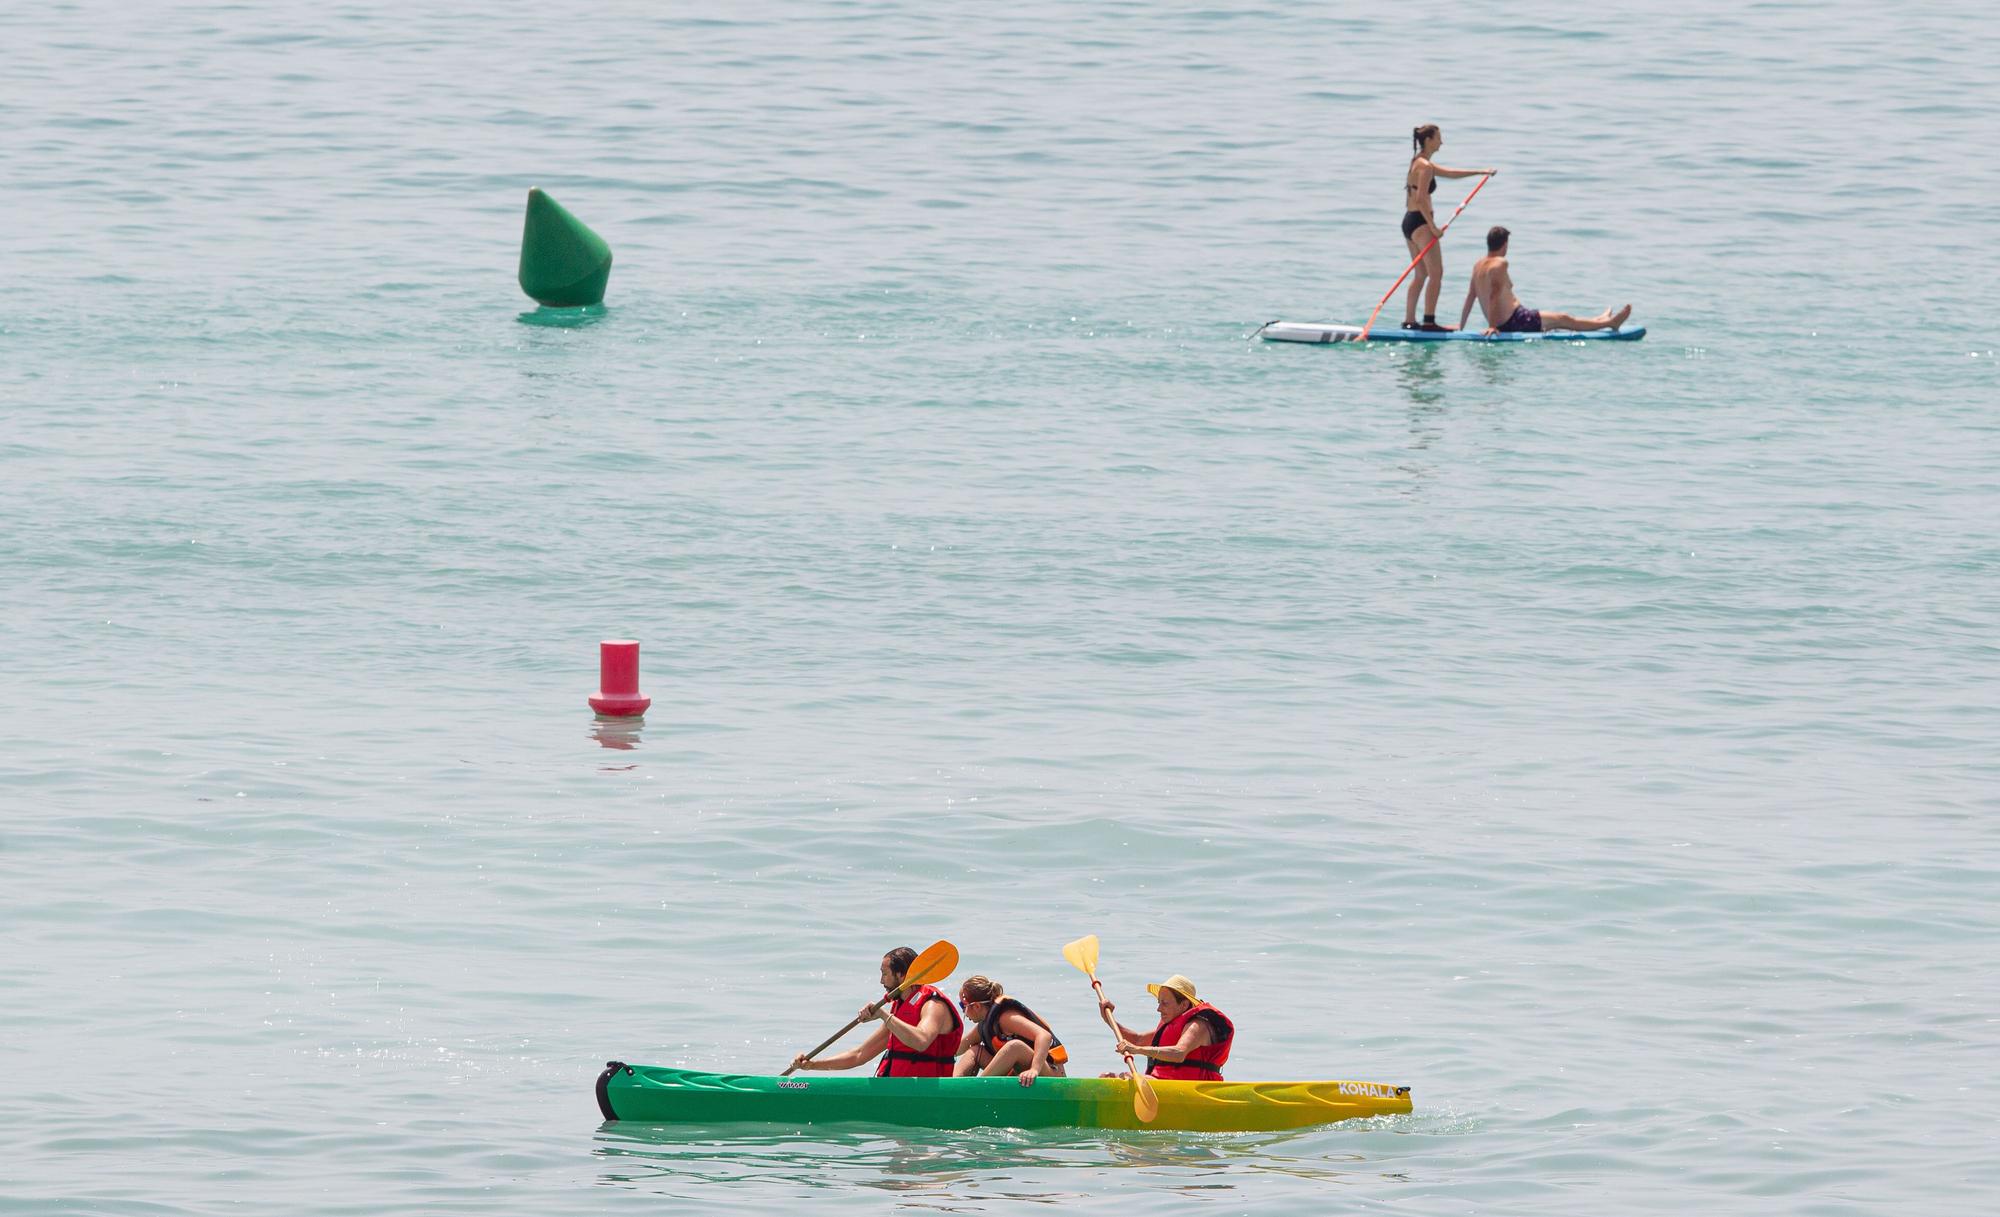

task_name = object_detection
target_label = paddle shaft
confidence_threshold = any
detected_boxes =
[782,990,900,1076]
[1359,173,1492,340]
[1088,975,1146,1076]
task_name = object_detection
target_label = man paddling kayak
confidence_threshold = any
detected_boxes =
[1460,226,1632,336]
[1098,973,1235,1080]
[953,975,1070,1086]
[789,946,964,1077]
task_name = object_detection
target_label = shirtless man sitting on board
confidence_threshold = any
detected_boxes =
[1459,226,1632,335]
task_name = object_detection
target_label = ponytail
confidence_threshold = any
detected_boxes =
[1412,123,1440,155]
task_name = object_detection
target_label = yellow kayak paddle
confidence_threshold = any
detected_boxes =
[1062,934,1159,1122]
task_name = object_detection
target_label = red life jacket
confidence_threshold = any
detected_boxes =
[874,984,964,1077]
[1145,1002,1233,1080]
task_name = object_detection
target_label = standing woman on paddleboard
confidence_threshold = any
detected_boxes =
[1402,124,1494,331]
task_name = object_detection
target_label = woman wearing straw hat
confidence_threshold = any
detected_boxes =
[1098,973,1236,1081]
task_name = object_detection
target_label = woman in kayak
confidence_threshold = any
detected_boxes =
[1402,124,1496,332]
[952,975,1069,1086]
[1099,972,1235,1080]
[789,946,964,1077]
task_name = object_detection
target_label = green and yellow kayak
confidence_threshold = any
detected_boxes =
[596,1062,1411,1133]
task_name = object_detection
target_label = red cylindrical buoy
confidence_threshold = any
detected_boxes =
[588,639,651,717]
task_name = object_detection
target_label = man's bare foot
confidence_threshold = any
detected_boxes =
[1608,304,1632,329]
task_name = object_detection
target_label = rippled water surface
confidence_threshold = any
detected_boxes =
[4,2,1997,1214]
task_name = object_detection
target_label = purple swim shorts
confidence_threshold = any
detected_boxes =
[1497,305,1542,333]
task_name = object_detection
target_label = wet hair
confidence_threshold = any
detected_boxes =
[1412,124,1440,154]
[883,946,918,979]
[1487,225,1510,253]
[959,975,1005,1004]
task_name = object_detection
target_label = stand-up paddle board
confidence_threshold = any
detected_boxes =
[1259,321,1644,344]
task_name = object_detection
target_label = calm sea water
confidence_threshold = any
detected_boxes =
[4,2,1997,1214]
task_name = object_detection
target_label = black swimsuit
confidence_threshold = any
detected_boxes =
[1402,175,1436,240]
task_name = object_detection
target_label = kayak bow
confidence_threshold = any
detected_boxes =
[597,1062,1411,1133]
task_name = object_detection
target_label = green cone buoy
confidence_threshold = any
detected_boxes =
[518,188,613,307]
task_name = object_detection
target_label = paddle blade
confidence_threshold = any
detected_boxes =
[1061,935,1101,976]
[1133,1071,1160,1123]
[903,939,958,990]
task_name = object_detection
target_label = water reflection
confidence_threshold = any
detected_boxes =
[516,303,609,327]
[1390,348,1449,497]
[1394,346,1446,410]
[1466,343,1516,388]
[591,718,643,752]
[593,1120,1377,1208]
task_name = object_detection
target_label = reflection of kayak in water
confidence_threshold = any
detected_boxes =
[1258,321,1645,344]
[596,1062,1412,1132]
